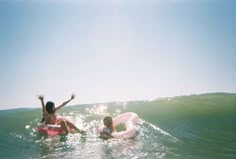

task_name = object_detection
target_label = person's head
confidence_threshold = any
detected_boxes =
[46,101,55,114]
[103,116,113,127]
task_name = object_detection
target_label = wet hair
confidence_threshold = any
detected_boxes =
[40,101,55,123]
[103,116,113,133]
[46,101,55,114]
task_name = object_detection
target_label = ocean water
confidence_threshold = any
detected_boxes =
[0,93,236,159]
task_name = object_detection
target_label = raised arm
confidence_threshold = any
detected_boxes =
[37,95,46,114]
[55,94,75,111]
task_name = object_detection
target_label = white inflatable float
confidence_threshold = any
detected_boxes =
[98,112,139,139]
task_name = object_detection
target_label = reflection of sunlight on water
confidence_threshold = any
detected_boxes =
[85,104,108,116]
[105,139,145,158]
[26,107,179,159]
[115,109,121,114]
[61,138,148,159]
[122,102,127,110]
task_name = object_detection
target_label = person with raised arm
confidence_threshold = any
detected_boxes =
[38,94,85,134]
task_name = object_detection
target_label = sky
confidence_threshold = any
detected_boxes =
[0,0,235,110]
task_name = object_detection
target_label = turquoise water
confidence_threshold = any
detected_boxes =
[0,93,236,159]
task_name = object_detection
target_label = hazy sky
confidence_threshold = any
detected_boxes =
[0,0,235,110]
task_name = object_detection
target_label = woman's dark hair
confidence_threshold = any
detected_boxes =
[103,116,113,132]
[46,101,55,114]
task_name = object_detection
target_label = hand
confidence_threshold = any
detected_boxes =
[80,130,86,134]
[37,95,44,101]
[71,94,75,100]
